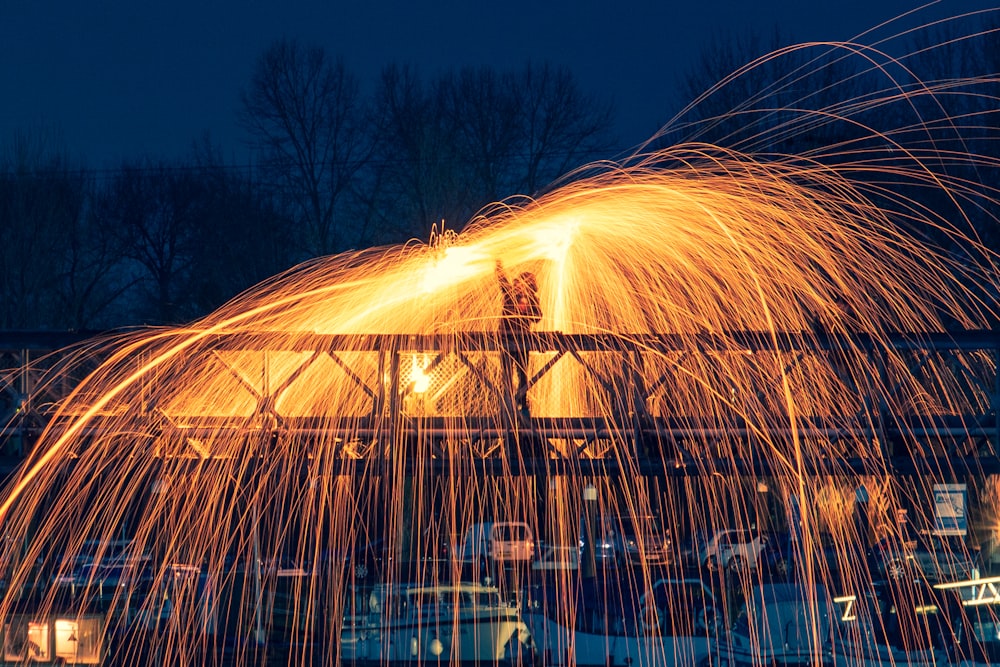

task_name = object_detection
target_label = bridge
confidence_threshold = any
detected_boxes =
[0,328,998,478]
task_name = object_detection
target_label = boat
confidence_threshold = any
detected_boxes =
[521,576,719,667]
[708,583,837,667]
[829,581,951,667]
[340,581,535,665]
[711,581,949,667]
[833,576,1000,667]
[936,575,1000,666]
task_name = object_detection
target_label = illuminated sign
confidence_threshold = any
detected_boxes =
[933,483,967,536]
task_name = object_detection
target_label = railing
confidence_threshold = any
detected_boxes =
[1,329,998,476]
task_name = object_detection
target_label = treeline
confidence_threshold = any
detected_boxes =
[0,43,618,330]
[2,18,998,330]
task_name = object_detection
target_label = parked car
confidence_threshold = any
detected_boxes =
[869,533,979,583]
[53,539,152,590]
[697,529,769,572]
[66,555,153,593]
[531,542,581,571]
[611,514,673,565]
[417,527,457,562]
[680,532,709,569]
[578,519,617,566]
[459,522,536,563]
[579,514,673,566]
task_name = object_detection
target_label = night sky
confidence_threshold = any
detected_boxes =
[2,0,995,167]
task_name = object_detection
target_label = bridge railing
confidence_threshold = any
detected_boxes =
[1,329,998,470]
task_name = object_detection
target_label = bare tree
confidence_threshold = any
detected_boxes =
[510,62,616,194]
[187,137,296,314]
[95,159,204,325]
[363,62,617,241]
[897,15,1000,253]
[362,64,468,242]
[0,131,119,329]
[439,66,523,203]
[240,39,370,257]
[56,177,136,330]
[666,29,868,157]
[440,63,617,199]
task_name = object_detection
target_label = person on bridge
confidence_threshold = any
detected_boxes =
[495,260,542,420]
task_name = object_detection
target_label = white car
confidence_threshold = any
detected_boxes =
[698,529,769,572]
[531,543,581,571]
[459,522,536,563]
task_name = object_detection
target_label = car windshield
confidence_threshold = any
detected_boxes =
[494,524,529,541]
[617,515,664,539]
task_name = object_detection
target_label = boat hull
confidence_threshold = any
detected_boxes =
[342,614,530,664]
[523,612,712,667]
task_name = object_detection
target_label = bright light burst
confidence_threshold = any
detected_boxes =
[2,9,1000,667]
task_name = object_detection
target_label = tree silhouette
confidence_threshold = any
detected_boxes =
[363,62,616,241]
[0,131,118,328]
[240,39,371,257]
[95,158,203,325]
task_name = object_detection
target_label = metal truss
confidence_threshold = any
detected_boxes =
[1,329,998,478]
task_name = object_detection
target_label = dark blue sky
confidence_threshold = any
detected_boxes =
[2,1,994,168]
